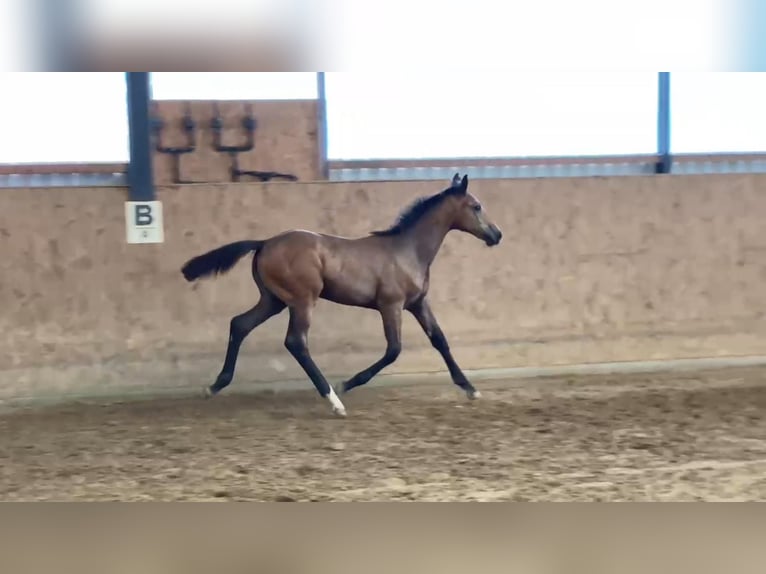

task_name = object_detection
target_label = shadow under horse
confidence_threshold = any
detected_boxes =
[181,173,503,417]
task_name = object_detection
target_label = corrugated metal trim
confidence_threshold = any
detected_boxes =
[330,161,656,181]
[327,154,657,169]
[2,154,766,187]
[328,154,766,181]
[671,158,766,175]
[0,172,127,188]
[0,162,128,175]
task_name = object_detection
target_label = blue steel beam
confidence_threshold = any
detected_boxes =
[317,72,329,179]
[656,72,671,174]
[125,72,155,201]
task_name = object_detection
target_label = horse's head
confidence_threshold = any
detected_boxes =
[447,174,503,247]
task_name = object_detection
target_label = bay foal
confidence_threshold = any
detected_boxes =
[181,174,503,416]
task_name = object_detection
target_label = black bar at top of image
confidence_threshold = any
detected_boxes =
[34,0,79,71]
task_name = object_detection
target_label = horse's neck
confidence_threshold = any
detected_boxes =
[403,208,453,268]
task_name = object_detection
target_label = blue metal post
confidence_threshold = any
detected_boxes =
[316,72,329,180]
[656,72,671,174]
[125,72,155,201]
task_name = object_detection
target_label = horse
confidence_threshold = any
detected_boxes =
[180,173,503,417]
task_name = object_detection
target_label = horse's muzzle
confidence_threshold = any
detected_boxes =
[484,225,503,246]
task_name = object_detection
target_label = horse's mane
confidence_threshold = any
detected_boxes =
[370,184,464,237]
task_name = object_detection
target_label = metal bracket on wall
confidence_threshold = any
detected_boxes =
[210,102,298,183]
[151,102,202,184]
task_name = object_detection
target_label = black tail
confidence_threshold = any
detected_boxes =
[181,240,264,282]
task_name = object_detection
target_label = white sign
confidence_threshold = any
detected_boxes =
[125,201,164,244]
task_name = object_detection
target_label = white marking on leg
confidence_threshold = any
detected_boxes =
[467,389,482,400]
[327,388,347,417]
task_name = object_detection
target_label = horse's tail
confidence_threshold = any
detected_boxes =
[181,240,264,282]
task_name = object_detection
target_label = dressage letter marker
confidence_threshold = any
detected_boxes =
[125,201,164,244]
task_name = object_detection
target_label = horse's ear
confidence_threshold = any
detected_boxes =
[458,174,469,194]
[451,172,461,187]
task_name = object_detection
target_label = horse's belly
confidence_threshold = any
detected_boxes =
[318,253,375,306]
[320,275,376,307]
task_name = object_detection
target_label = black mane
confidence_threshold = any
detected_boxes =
[370,184,464,237]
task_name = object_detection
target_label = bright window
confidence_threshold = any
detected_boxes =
[0,72,129,163]
[150,73,317,100]
[670,72,766,154]
[324,72,659,159]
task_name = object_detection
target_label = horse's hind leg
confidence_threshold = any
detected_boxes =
[337,302,402,394]
[284,302,347,417]
[206,291,285,397]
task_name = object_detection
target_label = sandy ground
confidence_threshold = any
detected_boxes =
[0,366,765,501]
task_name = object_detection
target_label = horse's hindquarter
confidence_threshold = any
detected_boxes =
[256,230,327,305]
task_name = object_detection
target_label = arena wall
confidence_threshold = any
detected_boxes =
[2,173,766,402]
[151,100,320,185]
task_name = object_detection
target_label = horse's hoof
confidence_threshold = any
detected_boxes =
[202,386,214,399]
[327,391,347,417]
[467,389,482,400]
[334,382,347,396]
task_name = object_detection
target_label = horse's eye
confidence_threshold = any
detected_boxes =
[472,204,482,212]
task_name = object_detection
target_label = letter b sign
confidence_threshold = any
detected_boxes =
[125,201,164,244]
[135,204,154,226]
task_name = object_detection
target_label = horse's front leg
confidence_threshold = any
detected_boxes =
[408,297,480,400]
